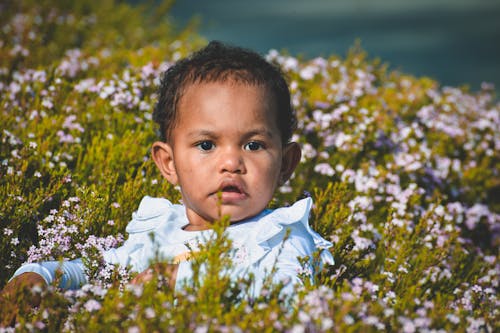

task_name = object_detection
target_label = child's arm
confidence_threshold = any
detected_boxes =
[10,259,88,290]
[0,272,47,327]
[0,259,88,326]
[130,263,178,288]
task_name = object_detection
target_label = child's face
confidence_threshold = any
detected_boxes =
[152,81,300,229]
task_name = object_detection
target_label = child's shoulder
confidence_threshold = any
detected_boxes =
[125,196,186,234]
[241,198,314,245]
[236,197,334,266]
[264,197,313,225]
[252,197,314,240]
[243,197,326,247]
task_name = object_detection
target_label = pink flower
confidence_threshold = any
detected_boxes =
[83,299,102,312]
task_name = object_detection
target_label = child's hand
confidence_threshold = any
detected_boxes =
[130,263,178,289]
[0,272,47,327]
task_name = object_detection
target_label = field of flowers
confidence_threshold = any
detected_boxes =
[1,1,498,331]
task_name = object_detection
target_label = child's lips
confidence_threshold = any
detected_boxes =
[212,180,248,203]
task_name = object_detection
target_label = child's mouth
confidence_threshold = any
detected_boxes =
[222,186,241,193]
[213,181,247,203]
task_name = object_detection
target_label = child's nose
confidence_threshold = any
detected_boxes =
[219,148,246,174]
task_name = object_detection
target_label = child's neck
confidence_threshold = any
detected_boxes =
[182,223,211,232]
[184,209,217,231]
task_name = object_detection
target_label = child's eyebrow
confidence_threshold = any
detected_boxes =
[186,130,218,139]
[186,129,275,139]
[244,129,275,139]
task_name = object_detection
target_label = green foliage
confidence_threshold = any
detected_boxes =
[0,0,498,331]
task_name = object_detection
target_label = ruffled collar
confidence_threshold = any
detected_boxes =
[125,196,334,266]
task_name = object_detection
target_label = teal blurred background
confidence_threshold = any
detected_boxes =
[170,0,500,90]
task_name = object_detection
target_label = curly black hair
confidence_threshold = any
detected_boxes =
[153,41,297,145]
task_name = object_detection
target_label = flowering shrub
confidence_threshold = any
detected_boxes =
[1,1,498,332]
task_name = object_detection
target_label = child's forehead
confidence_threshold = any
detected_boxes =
[175,81,280,130]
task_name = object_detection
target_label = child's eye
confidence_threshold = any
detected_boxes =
[196,141,215,151]
[243,141,264,151]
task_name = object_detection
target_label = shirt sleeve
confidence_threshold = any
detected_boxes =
[10,258,88,290]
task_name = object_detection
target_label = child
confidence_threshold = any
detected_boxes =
[1,41,333,322]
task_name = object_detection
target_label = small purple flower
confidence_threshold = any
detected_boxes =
[83,299,102,312]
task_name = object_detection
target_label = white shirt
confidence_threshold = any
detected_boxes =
[13,197,334,297]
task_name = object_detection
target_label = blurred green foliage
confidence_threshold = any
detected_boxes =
[0,0,498,331]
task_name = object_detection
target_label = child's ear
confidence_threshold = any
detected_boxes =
[152,141,178,185]
[279,142,302,185]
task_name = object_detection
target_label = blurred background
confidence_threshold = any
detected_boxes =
[170,0,500,90]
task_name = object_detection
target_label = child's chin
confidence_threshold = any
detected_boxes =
[219,205,260,223]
